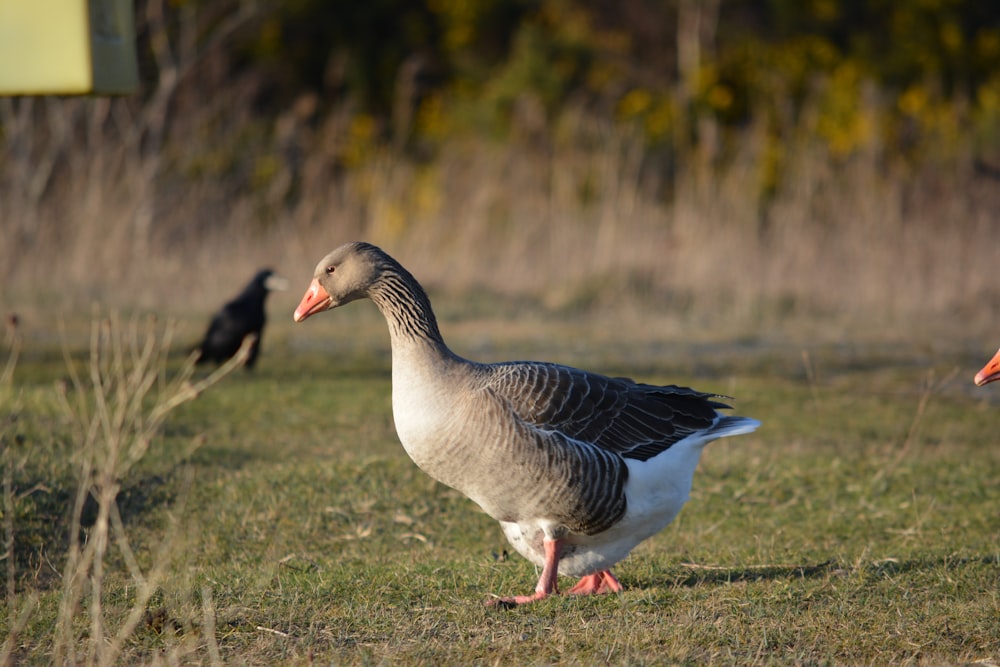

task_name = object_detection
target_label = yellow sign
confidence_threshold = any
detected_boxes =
[0,0,139,95]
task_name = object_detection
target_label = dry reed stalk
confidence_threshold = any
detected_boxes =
[44,312,251,666]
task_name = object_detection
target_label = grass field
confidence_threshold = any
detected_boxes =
[1,305,998,666]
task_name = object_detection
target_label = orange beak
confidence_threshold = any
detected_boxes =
[293,278,333,322]
[974,348,1000,386]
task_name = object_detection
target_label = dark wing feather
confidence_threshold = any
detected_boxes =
[484,362,728,462]
[196,270,274,367]
[197,299,264,363]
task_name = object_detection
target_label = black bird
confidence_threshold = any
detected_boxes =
[196,269,287,370]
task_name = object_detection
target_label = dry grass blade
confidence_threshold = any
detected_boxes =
[0,318,20,387]
[1,337,31,667]
[2,468,11,615]
[875,366,962,483]
[0,591,37,667]
[201,586,223,667]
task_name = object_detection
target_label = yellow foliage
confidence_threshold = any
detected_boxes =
[695,63,720,96]
[251,154,280,190]
[896,85,965,160]
[707,85,734,112]
[974,75,1000,143]
[940,21,963,54]
[758,132,785,196]
[615,89,673,142]
[541,0,592,44]
[428,0,480,52]
[256,18,282,56]
[976,29,1000,59]
[343,115,377,168]
[586,62,621,93]
[593,28,631,56]
[416,93,449,141]
[413,168,442,218]
[811,0,839,22]
[815,62,872,158]
[978,77,1000,115]
[644,100,673,141]
[898,86,928,116]
[380,201,407,240]
[617,88,652,119]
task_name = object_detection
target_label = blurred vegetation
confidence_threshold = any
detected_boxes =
[112,0,1000,235]
[4,0,1000,205]
[215,0,1000,162]
[3,0,1000,327]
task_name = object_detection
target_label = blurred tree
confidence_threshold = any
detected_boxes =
[116,0,1000,186]
[213,1,998,140]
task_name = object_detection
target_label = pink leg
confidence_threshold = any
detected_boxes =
[566,570,623,596]
[487,538,562,607]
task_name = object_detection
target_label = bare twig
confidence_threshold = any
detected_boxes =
[50,311,249,664]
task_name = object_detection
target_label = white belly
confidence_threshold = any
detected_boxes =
[499,440,703,577]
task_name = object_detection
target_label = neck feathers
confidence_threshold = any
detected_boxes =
[367,253,443,344]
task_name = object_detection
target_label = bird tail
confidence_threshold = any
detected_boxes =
[707,415,761,440]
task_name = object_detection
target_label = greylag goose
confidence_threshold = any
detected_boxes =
[975,348,1000,385]
[293,242,760,606]
[196,268,288,370]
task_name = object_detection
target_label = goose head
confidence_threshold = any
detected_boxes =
[293,242,385,322]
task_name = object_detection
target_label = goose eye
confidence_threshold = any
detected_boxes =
[325,265,336,275]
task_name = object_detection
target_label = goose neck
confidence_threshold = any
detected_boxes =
[369,268,445,348]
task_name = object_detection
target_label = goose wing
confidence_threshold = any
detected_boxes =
[484,361,729,462]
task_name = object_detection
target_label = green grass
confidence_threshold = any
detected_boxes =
[2,316,999,665]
